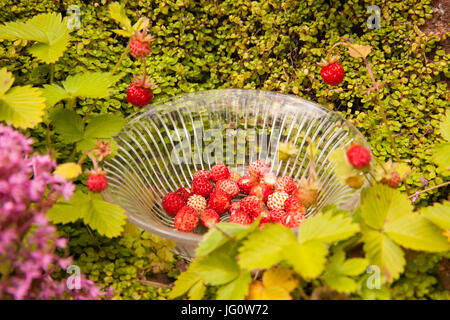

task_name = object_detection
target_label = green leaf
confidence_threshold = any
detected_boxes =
[188,280,206,300]
[432,143,450,172]
[323,275,358,293]
[421,201,450,231]
[238,224,297,270]
[216,271,252,300]
[384,214,449,252]
[108,2,133,36]
[50,109,84,143]
[0,13,70,63]
[283,240,328,279]
[298,211,359,244]
[47,191,89,224]
[360,184,413,230]
[169,267,201,299]
[0,85,46,128]
[62,72,121,99]
[196,221,259,256]
[42,84,69,107]
[83,194,127,238]
[84,114,125,139]
[362,228,405,282]
[0,68,14,97]
[439,110,450,141]
[196,252,239,285]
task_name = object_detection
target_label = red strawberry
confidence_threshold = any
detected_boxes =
[280,210,305,228]
[248,160,270,178]
[346,145,371,169]
[292,187,318,207]
[210,164,230,182]
[87,173,108,193]
[193,170,210,181]
[126,77,156,107]
[187,194,207,212]
[162,192,186,216]
[260,172,277,187]
[215,179,240,199]
[191,177,213,198]
[238,175,257,194]
[240,195,264,217]
[229,172,241,183]
[229,201,241,215]
[176,187,192,201]
[320,61,344,86]
[249,183,273,202]
[129,25,154,58]
[269,209,287,224]
[275,176,296,194]
[284,196,306,216]
[207,189,231,215]
[229,210,252,225]
[267,191,289,211]
[200,209,220,228]
[174,206,199,232]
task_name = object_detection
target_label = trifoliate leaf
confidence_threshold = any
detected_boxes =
[329,148,359,184]
[360,184,413,230]
[188,280,206,300]
[384,214,449,252]
[196,252,239,286]
[0,85,46,128]
[62,72,121,99]
[216,271,252,300]
[0,13,70,63]
[362,227,405,283]
[108,2,133,36]
[421,201,450,231]
[42,84,69,107]
[298,211,359,244]
[83,194,127,238]
[54,162,82,179]
[50,109,84,143]
[0,68,14,97]
[196,221,259,256]
[348,44,372,58]
[238,224,297,270]
[283,240,328,279]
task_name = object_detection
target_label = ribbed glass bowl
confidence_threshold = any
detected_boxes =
[103,89,369,259]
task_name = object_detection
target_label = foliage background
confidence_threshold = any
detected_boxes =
[0,0,448,299]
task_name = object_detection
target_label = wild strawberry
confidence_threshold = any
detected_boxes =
[229,171,241,183]
[87,173,108,193]
[129,23,154,58]
[284,196,306,215]
[294,177,320,207]
[174,206,199,232]
[200,209,220,228]
[191,177,213,198]
[126,76,156,107]
[187,194,207,212]
[240,195,264,217]
[320,60,344,86]
[162,192,186,216]
[267,191,289,211]
[176,187,192,201]
[248,160,270,178]
[280,210,305,228]
[210,164,230,182]
[215,179,240,199]
[207,189,231,215]
[275,176,296,194]
[249,183,273,202]
[229,210,252,225]
[260,172,277,187]
[229,201,241,215]
[193,170,210,181]
[238,175,257,194]
[346,145,371,169]
[269,209,287,224]
[381,171,401,188]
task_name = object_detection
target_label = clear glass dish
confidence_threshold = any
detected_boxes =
[103,89,369,259]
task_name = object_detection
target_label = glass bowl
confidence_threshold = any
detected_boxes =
[103,89,369,260]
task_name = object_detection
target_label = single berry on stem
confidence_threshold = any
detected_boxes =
[319,55,344,86]
[126,76,156,108]
[129,22,155,58]
[346,145,371,169]
[87,172,108,193]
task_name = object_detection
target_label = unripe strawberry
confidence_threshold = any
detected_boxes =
[87,173,108,193]
[200,209,220,228]
[174,206,199,232]
[346,175,365,189]
[382,171,401,188]
[292,187,319,207]
[267,191,289,211]
[260,172,277,187]
[187,194,207,212]
[129,25,155,58]
[162,192,186,216]
[346,145,371,169]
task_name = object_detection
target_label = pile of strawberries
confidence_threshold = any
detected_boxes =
[161,160,319,233]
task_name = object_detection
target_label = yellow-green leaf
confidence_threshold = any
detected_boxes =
[421,201,450,231]
[54,162,82,179]
[196,252,239,286]
[216,271,252,300]
[108,2,133,36]
[62,72,121,99]
[283,240,328,279]
[0,68,14,97]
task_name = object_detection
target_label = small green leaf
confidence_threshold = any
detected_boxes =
[108,2,133,36]
[196,252,239,285]
[216,271,252,300]
[283,240,328,279]
[50,109,84,143]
